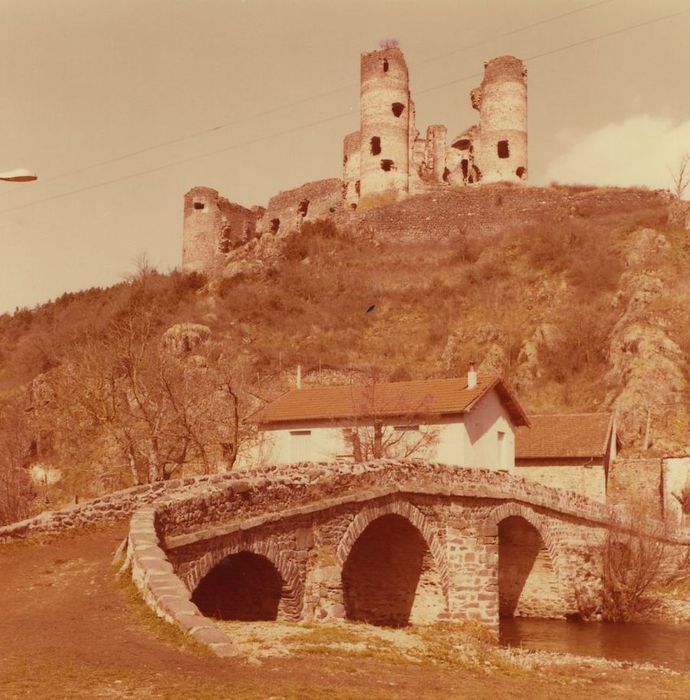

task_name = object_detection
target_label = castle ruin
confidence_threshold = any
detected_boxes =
[182,47,528,274]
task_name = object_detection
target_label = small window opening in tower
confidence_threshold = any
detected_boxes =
[442,167,450,183]
[391,102,405,117]
[298,199,309,217]
[370,136,381,156]
[383,58,389,72]
[343,154,348,166]
[355,180,360,195]
[461,159,469,180]
[270,218,280,234]
[516,166,526,179]
[497,140,510,159]
[193,201,205,210]
[380,159,394,172]
[452,139,470,151]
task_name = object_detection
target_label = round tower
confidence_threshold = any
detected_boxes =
[471,56,527,184]
[359,46,411,205]
[182,186,223,273]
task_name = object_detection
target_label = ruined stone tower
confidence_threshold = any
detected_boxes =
[182,186,260,274]
[342,48,528,212]
[358,47,413,205]
[470,56,527,184]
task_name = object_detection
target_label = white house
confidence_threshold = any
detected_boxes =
[250,370,530,469]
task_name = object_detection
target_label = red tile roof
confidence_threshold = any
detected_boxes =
[515,413,613,459]
[249,375,530,426]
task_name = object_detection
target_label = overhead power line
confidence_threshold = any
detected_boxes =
[1,5,687,216]
[0,0,615,198]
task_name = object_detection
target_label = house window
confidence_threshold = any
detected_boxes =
[290,430,312,462]
[497,430,507,468]
[193,201,205,210]
[497,140,510,159]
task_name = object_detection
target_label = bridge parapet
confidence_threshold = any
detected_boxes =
[153,460,617,539]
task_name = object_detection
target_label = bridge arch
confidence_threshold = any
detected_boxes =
[189,536,303,620]
[480,503,569,619]
[336,499,448,590]
[336,499,448,626]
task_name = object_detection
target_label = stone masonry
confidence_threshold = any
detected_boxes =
[124,460,690,657]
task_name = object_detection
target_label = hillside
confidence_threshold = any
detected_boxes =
[1,183,688,519]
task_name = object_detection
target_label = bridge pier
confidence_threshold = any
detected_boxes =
[442,520,500,633]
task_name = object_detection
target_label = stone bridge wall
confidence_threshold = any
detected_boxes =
[125,460,690,656]
[0,476,227,543]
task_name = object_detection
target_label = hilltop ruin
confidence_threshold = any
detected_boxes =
[182,46,528,274]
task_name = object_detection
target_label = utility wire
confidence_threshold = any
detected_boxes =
[1,5,687,216]
[0,0,615,197]
[418,5,690,95]
[418,0,616,65]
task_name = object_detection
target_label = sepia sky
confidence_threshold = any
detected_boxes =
[1,0,689,313]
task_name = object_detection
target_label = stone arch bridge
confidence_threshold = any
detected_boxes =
[126,460,687,657]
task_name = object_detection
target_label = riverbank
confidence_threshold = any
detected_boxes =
[217,616,690,673]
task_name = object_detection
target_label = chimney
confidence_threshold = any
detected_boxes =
[296,364,302,390]
[467,361,477,389]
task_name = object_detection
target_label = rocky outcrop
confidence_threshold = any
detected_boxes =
[606,229,688,448]
[162,323,211,357]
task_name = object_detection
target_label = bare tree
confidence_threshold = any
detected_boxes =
[673,478,690,527]
[0,394,34,524]
[669,152,690,200]
[342,369,439,462]
[599,503,690,622]
[379,38,399,50]
[45,305,242,487]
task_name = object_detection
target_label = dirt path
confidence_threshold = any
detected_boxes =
[1,524,689,699]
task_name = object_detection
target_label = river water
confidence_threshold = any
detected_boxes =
[500,618,690,672]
